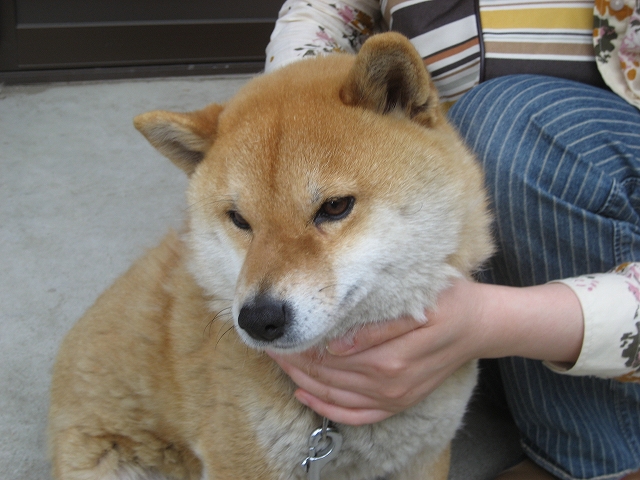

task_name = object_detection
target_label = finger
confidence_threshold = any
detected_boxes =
[270,345,420,402]
[327,316,425,356]
[268,348,376,380]
[295,389,394,426]
[278,359,386,410]
[270,349,398,399]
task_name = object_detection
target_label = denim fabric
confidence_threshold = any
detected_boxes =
[448,75,640,480]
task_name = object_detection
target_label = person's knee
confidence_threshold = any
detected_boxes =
[447,74,633,219]
[447,76,629,284]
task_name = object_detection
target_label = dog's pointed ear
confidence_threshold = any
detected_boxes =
[133,103,224,175]
[339,32,441,127]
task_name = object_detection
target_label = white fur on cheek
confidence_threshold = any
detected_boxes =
[187,213,244,302]
[328,201,463,333]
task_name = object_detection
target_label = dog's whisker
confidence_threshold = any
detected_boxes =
[215,323,235,348]
[318,283,339,293]
[318,283,361,293]
[204,307,233,338]
[207,316,232,339]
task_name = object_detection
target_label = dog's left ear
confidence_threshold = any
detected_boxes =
[340,32,441,127]
[133,103,224,175]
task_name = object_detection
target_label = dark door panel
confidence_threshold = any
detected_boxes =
[16,0,280,23]
[1,0,282,83]
[16,21,274,69]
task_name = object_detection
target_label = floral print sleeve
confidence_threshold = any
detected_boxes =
[594,0,640,109]
[265,0,380,73]
[546,263,640,382]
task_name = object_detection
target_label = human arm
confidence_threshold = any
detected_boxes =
[265,0,380,72]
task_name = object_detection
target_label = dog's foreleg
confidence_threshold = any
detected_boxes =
[49,427,200,480]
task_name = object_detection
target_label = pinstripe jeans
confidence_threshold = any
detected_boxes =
[448,75,640,480]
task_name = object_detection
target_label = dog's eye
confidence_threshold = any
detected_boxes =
[228,211,251,231]
[315,196,355,224]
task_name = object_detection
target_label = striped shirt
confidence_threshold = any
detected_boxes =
[479,0,602,88]
[384,0,483,102]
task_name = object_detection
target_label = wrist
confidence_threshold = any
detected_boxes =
[475,282,584,364]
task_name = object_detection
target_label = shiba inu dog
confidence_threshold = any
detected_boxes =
[48,32,493,480]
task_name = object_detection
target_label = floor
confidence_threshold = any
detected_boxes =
[0,74,521,479]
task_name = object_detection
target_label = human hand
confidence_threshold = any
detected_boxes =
[267,278,584,426]
[266,278,486,426]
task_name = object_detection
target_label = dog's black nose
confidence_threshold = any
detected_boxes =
[238,296,289,342]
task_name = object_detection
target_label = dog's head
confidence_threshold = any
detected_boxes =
[134,33,492,352]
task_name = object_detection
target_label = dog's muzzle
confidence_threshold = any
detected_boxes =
[238,295,291,342]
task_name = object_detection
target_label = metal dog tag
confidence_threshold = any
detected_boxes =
[301,419,343,480]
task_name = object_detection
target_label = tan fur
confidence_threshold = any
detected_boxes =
[49,33,493,480]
